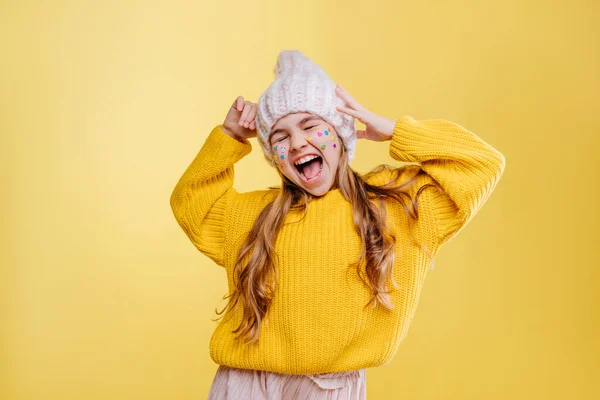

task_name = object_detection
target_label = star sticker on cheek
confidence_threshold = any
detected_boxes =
[306,137,312,142]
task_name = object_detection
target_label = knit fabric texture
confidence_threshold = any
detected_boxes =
[256,50,357,167]
[170,115,506,375]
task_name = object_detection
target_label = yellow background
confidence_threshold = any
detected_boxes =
[2,0,598,399]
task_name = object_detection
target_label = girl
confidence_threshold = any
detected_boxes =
[170,50,506,399]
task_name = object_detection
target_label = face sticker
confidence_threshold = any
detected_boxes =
[320,144,326,150]
[317,131,323,137]
[279,163,285,169]
[331,136,335,141]
[306,137,312,142]
[324,129,329,135]
[280,146,286,153]
[280,154,285,159]
[333,143,337,148]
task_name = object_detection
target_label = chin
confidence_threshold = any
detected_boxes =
[306,186,330,197]
[284,174,330,197]
[299,176,334,197]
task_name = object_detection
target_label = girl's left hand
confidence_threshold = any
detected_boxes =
[334,84,396,141]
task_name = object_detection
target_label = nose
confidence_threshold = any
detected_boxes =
[289,132,308,153]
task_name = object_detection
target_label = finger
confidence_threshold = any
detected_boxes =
[335,84,362,110]
[335,86,358,110]
[249,103,257,121]
[246,104,257,129]
[336,104,360,118]
[233,96,244,112]
[249,119,256,130]
[239,102,252,126]
[356,129,367,139]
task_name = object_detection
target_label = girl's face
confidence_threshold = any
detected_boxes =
[269,112,342,197]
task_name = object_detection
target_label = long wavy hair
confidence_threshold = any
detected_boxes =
[213,138,443,344]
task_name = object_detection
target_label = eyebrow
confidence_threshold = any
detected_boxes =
[271,115,321,137]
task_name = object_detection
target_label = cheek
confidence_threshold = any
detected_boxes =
[310,129,338,153]
[271,144,288,170]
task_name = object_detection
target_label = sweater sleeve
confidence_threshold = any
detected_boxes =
[169,124,252,266]
[389,115,506,249]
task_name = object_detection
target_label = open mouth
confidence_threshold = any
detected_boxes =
[294,154,323,183]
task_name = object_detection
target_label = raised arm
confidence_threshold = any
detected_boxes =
[333,84,505,251]
[169,124,251,265]
[389,115,506,249]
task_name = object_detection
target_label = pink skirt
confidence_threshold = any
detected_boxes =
[207,365,367,399]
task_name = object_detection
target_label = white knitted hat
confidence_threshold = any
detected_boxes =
[256,50,357,167]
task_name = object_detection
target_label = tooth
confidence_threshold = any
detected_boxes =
[295,155,319,166]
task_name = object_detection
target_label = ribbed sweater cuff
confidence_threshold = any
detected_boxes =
[206,124,252,164]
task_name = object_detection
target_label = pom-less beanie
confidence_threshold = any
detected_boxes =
[255,50,357,167]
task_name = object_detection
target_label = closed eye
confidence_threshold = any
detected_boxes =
[304,125,317,131]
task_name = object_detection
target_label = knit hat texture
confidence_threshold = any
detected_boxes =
[256,50,357,167]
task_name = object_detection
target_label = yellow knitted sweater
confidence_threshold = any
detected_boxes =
[170,115,505,374]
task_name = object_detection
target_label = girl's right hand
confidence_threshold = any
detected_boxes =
[222,96,258,141]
